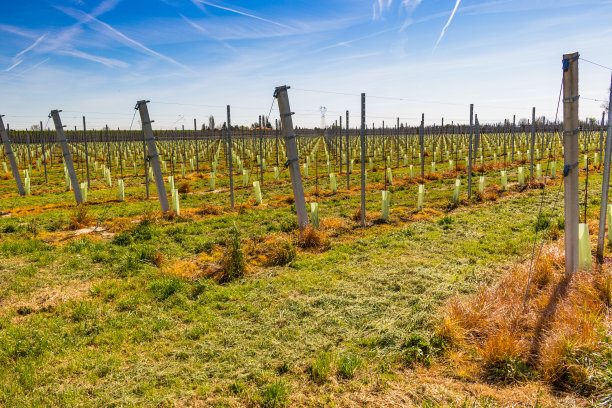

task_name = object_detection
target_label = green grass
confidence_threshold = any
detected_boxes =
[0,138,607,406]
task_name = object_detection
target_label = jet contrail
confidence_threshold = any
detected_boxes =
[195,0,292,30]
[58,6,191,71]
[4,60,23,72]
[434,0,462,50]
[15,34,47,59]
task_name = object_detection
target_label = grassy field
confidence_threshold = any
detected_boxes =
[0,138,611,407]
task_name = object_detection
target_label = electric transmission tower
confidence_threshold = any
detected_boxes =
[319,106,327,129]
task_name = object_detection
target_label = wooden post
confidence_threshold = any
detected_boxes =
[136,100,169,213]
[563,52,580,274]
[531,107,536,182]
[596,77,612,262]
[0,116,25,195]
[360,93,366,227]
[275,86,309,232]
[511,115,516,162]
[227,105,234,210]
[468,104,473,199]
[50,110,83,204]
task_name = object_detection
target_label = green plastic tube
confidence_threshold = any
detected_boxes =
[479,176,485,193]
[381,190,390,221]
[578,223,591,270]
[500,170,507,191]
[303,163,308,178]
[431,161,436,173]
[274,166,279,182]
[330,173,337,193]
[210,172,216,190]
[536,164,542,181]
[243,170,248,187]
[253,181,262,205]
[448,160,454,171]
[168,176,174,192]
[310,202,319,229]
[453,179,460,204]
[518,167,524,186]
[118,179,124,201]
[550,161,557,179]
[417,184,424,211]
[409,165,414,178]
[608,205,612,245]
[387,167,393,185]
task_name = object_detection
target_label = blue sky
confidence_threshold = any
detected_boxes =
[1,0,611,130]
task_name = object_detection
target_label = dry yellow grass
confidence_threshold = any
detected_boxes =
[437,240,612,394]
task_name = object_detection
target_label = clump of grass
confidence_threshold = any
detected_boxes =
[259,379,288,408]
[310,351,333,383]
[402,334,433,367]
[218,224,246,283]
[178,181,191,194]
[262,238,296,267]
[199,204,221,215]
[436,240,612,394]
[438,215,453,228]
[424,172,443,181]
[535,213,551,233]
[149,276,183,301]
[337,353,361,379]
[69,204,94,230]
[298,225,329,251]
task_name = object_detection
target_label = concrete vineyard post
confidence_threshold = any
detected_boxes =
[136,100,170,213]
[596,78,612,262]
[562,52,580,275]
[360,93,366,227]
[50,110,83,204]
[420,114,425,178]
[531,107,536,182]
[468,104,473,199]
[275,86,309,232]
[227,105,234,210]
[0,115,25,195]
[40,121,48,184]
[83,116,90,188]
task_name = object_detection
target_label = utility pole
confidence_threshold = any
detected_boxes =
[596,77,612,262]
[562,52,580,274]
[0,115,25,195]
[227,105,234,210]
[136,100,170,213]
[275,86,309,232]
[50,110,82,204]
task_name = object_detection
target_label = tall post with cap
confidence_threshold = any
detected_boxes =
[562,52,580,274]
[275,86,309,232]
[50,110,82,204]
[136,100,169,213]
[0,115,25,195]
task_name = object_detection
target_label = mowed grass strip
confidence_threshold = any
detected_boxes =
[0,174,601,406]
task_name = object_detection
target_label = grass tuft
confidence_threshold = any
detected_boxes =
[69,204,93,230]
